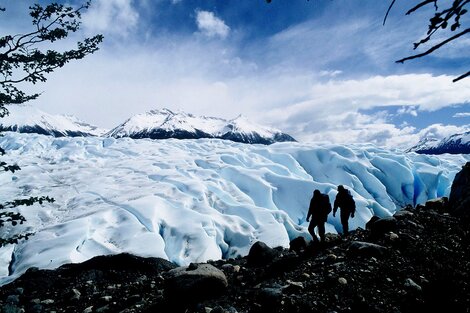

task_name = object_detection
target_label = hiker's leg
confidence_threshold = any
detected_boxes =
[341,213,349,235]
[318,222,325,242]
[308,221,319,242]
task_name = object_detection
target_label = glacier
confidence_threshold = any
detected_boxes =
[0,132,468,285]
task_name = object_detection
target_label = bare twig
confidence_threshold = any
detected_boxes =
[406,0,438,15]
[453,70,470,82]
[396,27,470,63]
[383,0,397,25]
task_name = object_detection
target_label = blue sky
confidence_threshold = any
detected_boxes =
[1,0,469,148]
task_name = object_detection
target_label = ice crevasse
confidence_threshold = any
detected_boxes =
[0,133,467,285]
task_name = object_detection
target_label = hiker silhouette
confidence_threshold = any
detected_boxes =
[306,189,332,243]
[333,185,356,235]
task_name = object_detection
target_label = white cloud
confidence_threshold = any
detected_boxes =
[282,111,420,149]
[260,74,470,148]
[82,0,139,36]
[454,112,470,118]
[319,70,343,77]
[265,74,470,129]
[195,10,230,39]
[417,124,470,140]
[397,106,418,117]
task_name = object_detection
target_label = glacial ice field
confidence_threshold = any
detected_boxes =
[0,132,468,285]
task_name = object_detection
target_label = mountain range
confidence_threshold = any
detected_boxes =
[106,108,296,144]
[0,105,105,137]
[407,132,470,154]
[0,106,295,145]
[3,105,470,153]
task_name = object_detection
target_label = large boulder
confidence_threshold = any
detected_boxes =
[164,263,228,301]
[423,197,449,213]
[289,236,308,254]
[60,253,177,273]
[366,216,398,236]
[247,241,279,266]
[449,162,470,219]
[347,241,388,258]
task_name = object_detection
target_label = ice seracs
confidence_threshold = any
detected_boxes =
[106,108,296,144]
[0,104,105,137]
[0,132,468,286]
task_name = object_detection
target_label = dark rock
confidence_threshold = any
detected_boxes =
[211,306,231,313]
[365,216,381,230]
[368,217,398,236]
[31,304,43,313]
[68,288,81,301]
[449,162,470,219]
[210,305,238,313]
[124,294,141,306]
[6,295,19,304]
[2,303,24,313]
[325,233,342,243]
[404,278,422,292]
[81,269,104,281]
[282,280,304,294]
[247,241,279,266]
[289,236,308,254]
[220,264,238,273]
[423,197,449,213]
[256,286,283,307]
[164,263,228,301]
[267,253,302,277]
[393,210,414,219]
[351,294,380,313]
[60,253,177,274]
[187,263,198,271]
[96,304,111,312]
[347,241,388,258]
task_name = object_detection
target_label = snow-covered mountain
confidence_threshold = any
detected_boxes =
[408,132,470,154]
[106,108,296,144]
[0,132,468,285]
[0,105,105,137]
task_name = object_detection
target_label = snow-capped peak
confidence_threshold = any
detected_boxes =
[0,105,106,137]
[407,131,470,154]
[406,137,440,153]
[107,108,296,144]
[224,114,278,137]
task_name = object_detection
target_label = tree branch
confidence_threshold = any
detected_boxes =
[406,0,438,15]
[383,0,397,25]
[396,27,470,63]
[453,70,470,82]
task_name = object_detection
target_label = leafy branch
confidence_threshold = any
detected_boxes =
[385,0,469,82]
[0,2,103,106]
[0,2,102,247]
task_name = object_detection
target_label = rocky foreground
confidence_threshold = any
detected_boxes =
[0,164,470,313]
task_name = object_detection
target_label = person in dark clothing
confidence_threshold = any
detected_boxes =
[306,189,332,242]
[333,185,356,235]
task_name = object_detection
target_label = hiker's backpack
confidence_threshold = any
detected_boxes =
[322,194,332,215]
[344,190,355,212]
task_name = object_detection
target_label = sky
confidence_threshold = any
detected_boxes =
[1,0,470,149]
